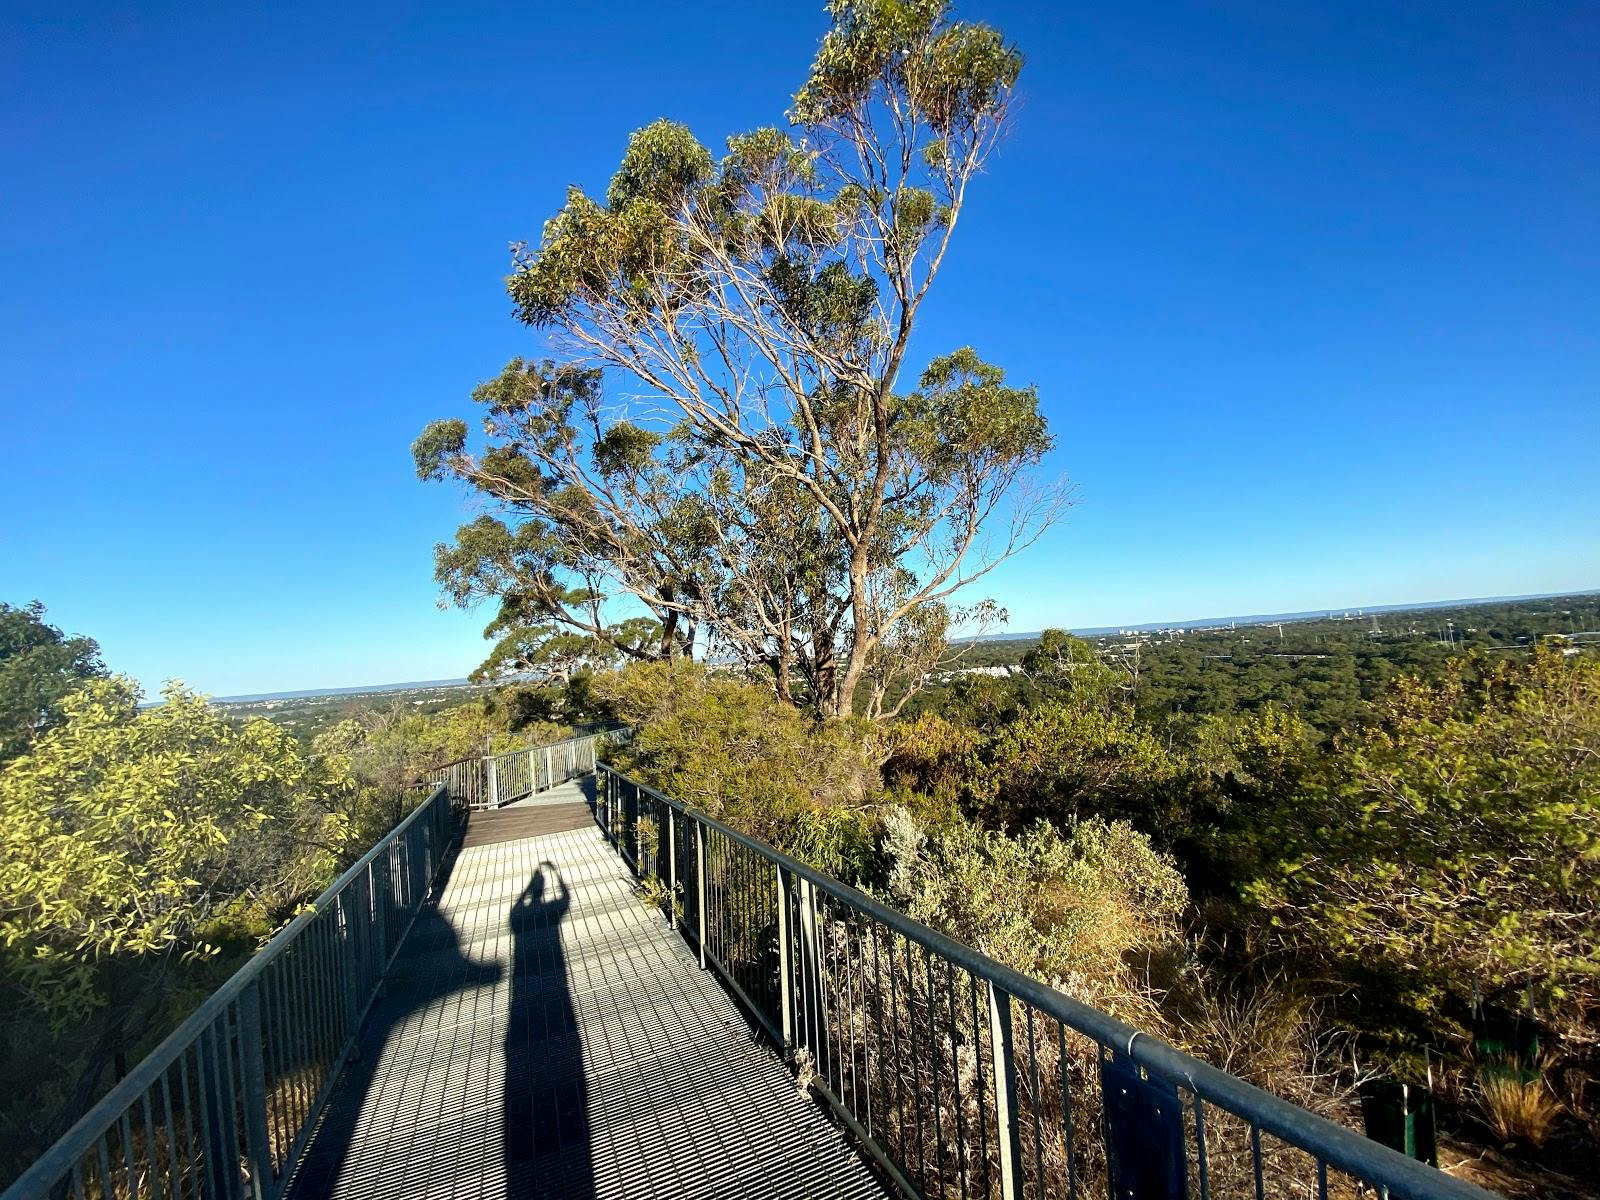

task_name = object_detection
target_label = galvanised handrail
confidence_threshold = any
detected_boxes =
[2,784,458,1200]
[596,764,1498,1200]
[426,727,622,811]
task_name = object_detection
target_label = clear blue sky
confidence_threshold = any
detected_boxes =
[2,2,1595,697]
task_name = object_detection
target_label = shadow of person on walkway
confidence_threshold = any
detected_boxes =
[502,860,594,1199]
[284,848,502,1198]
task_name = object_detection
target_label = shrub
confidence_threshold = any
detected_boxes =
[590,659,881,854]
[881,806,1187,1018]
[881,712,981,807]
[1249,649,1600,1024]
[969,699,1187,836]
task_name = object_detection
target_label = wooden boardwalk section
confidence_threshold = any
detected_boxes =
[285,784,888,1200]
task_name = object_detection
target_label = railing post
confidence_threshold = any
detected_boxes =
[798,876,824,1058]
[777,864,794,1052]
[694,819,708,969]
[988,984,1025,1200]
[546,745,554,788]
[665,805,677,929]
[198,1022,239,1200]
[370,859,388,977]
[485,754,499,809]
[338,883,363,1045]
[236,982,273,1200]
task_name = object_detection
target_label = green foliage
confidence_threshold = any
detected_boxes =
[900,349,1049,477]
[591,659,880,859]
[1249,647,1600,1050]
[881,712,980,807]
[1019,629,1122,708]
[972,700,1184,831]
[791,0,1022,136]
[0,679,340,1020]
[882,805,1186,1014]
[1192,704,1319,803]
[0,601,105,763]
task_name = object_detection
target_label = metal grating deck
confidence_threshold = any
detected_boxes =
[286,802,889,1199]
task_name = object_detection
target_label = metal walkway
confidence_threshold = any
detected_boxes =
[284,794,889,1200]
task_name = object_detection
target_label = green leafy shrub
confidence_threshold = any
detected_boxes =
[590,659,881,856]
[1248,647,1600,1097]
[881,805,1187,1018]
[970,699,1186,834]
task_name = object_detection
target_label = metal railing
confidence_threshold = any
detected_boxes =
[425,729,616,811]
[596,764,1497,1200]
[2,785,458,1200]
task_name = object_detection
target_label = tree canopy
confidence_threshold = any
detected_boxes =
[0,679,339,1021]
[417,0,1062,720]
[1248,646,1600,1018]
[0,601,105,763]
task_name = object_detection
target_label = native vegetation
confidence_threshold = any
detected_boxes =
[600,627,1600,1194]
[416,0,1064,722]
[0,604,575,1185]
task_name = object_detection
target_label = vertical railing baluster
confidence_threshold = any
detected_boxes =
[1194,1095,1212,1200]
[160,1069,183,1200]
[195,1026,227,1200]
[798,877,825,1070]
[694,819,708,969]
[968,974,991,1200]
[926,946,946,1191]
[1057,1023,1079,1200]
[177,1046,200,1200]
[947,960,968,1200]
[988,986,1024,1200]
[1025,1007,1043,1197]
[665,805,677,928]
[777,864,794,1052]
[370,859,388,973]
[117,1109,136,1200]
[338,888,361,1049]
[219,1021,246,1194]
[96,1136,114,1200]
[236,983,272,1200]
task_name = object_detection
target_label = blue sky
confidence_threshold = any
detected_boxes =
[2,1,1595,697]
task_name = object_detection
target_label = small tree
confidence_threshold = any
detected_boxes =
[973,700,1185,832]
[1021,628,1124,709]
[0,678,344,1163]
[417,0,1063,720]
[0,679,333,1020]
[0,601,105,763]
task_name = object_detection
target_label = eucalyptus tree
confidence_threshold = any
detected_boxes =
[417,0,1064,720]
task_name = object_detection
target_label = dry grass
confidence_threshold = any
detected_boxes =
[1477,1067,1564,1148]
